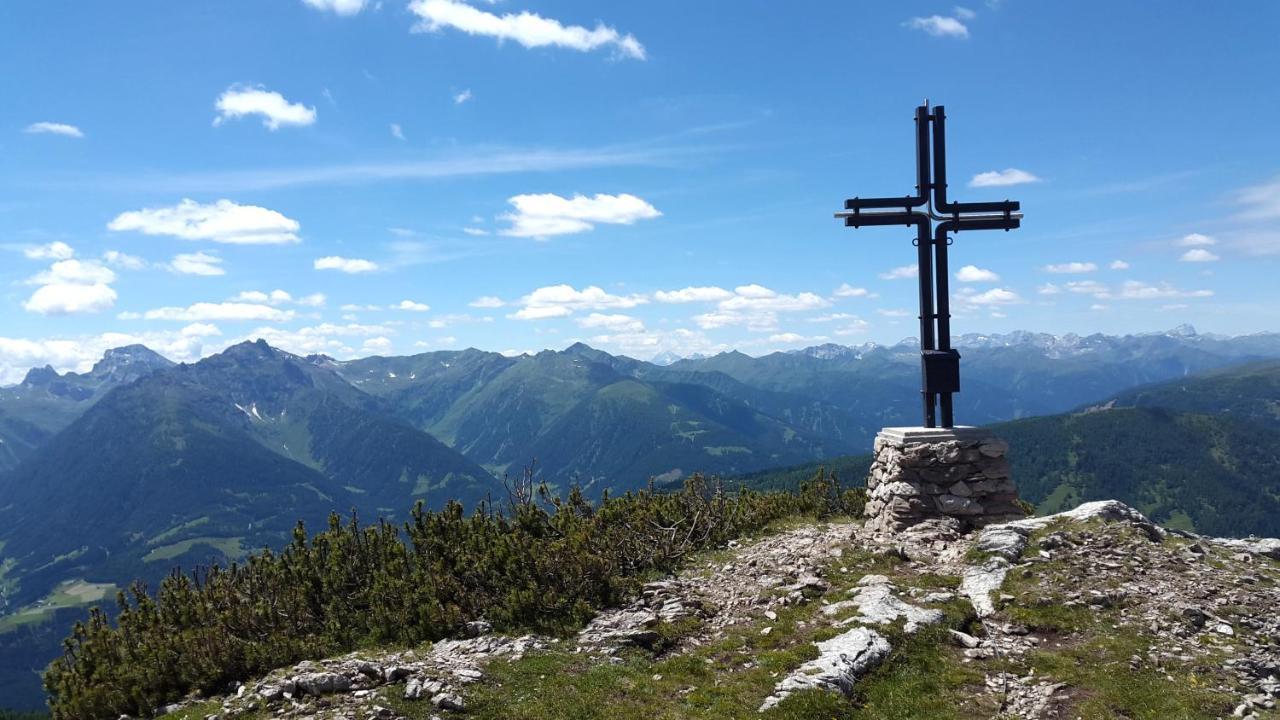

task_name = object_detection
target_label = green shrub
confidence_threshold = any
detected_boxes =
[44,474,847,719]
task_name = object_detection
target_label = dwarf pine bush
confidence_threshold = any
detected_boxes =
[44,474,863,719]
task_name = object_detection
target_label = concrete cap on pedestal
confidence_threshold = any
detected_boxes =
[877,426,994,445]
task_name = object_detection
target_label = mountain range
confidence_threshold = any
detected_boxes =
[3,325,1280,708]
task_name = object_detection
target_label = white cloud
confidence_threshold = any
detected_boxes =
[390,123,405,141]
[969,168,1040,187]
[512,305,571,320]
[877,308,911,318]
[182,323,222,337]
[904,15,969,38]
[1063,280,1109,296]
[1112,281,1213,301]
[454,89,473,105]
[1233,177,1280,222]
[1179,248,1220,263]
[214,85,317,130]
[511,284,647,320]
[301,0,366,15]
[718,285,829,313]
[954,6,976,19]
[1043,262,1098,274]
[955,287,1022,307]
[23,258,120,316]
[1176,233,1216,247]
[24,241,75,260]
[500,193,661,239]
[692,285,830,331]
[0,332,226,385]
[1038,283,1061,295]
[583,326,727,360]
[363,337,394,353]
[394,300,431,312]
[879,265,918,280]
[230,289,325,307]
[168,251,225,276]
[1090,304,1108,311]
[428,313,490,328]
[462,227,489,237]
[409,0,646,60]
[103,250,147,270]
[807,312,858,323]
[767,333,827,345]
[142,302,296,322]
[314,256,379,273]
[24,283,117,316]
[834,318,871,336]
[109,198,301,245]
[28,259,116,286]
[954,265,999,282]
[24,122,84,138]
[576,313,644,333]
[654,286,734,303]
[469,295,505,308]
[1109,260,1130,270]
[833,283,873,298]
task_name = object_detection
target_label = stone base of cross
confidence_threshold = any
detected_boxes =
[834,103,1023,428]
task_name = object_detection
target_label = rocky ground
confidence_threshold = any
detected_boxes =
[164,503,1280,720]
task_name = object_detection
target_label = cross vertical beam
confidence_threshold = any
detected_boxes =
[834,104,1023,429]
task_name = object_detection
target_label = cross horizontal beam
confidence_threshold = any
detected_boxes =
[833,209,1023,229]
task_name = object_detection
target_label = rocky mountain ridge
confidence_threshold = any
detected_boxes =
[161,500,1280,720]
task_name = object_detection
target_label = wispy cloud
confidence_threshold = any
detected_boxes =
[1179,248,1219,263]
[454,89,473,105]
[142,302,296,322]
[469,296,505,308]
[24,121,84,138]
[314,256,379,273]
[409,0,645,60]
[301,0,366,15]
[1176,233,1216,247]
[879,265,918,280]
[168,251,225,276]
[80,143,700,194]
[23,241,75,260]
[1233,176,1280,222]
[969,168,1040,187]
[1043,262,1098,274]
[904,15,969,38]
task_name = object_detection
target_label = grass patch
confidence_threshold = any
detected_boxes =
[845,624,991,719]
[1025,632,1236,719]
[142,536,244,563]
[0,579,116,633]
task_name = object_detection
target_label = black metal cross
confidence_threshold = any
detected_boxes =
[834,103,1022,429]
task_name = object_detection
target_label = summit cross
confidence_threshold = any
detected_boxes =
[834,103,1023,429]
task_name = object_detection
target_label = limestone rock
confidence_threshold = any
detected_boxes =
[758,627,891,712]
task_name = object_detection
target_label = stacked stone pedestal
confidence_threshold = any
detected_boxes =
[865,427,1023,534]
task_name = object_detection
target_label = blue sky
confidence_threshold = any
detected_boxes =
[2,1,1279,382]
